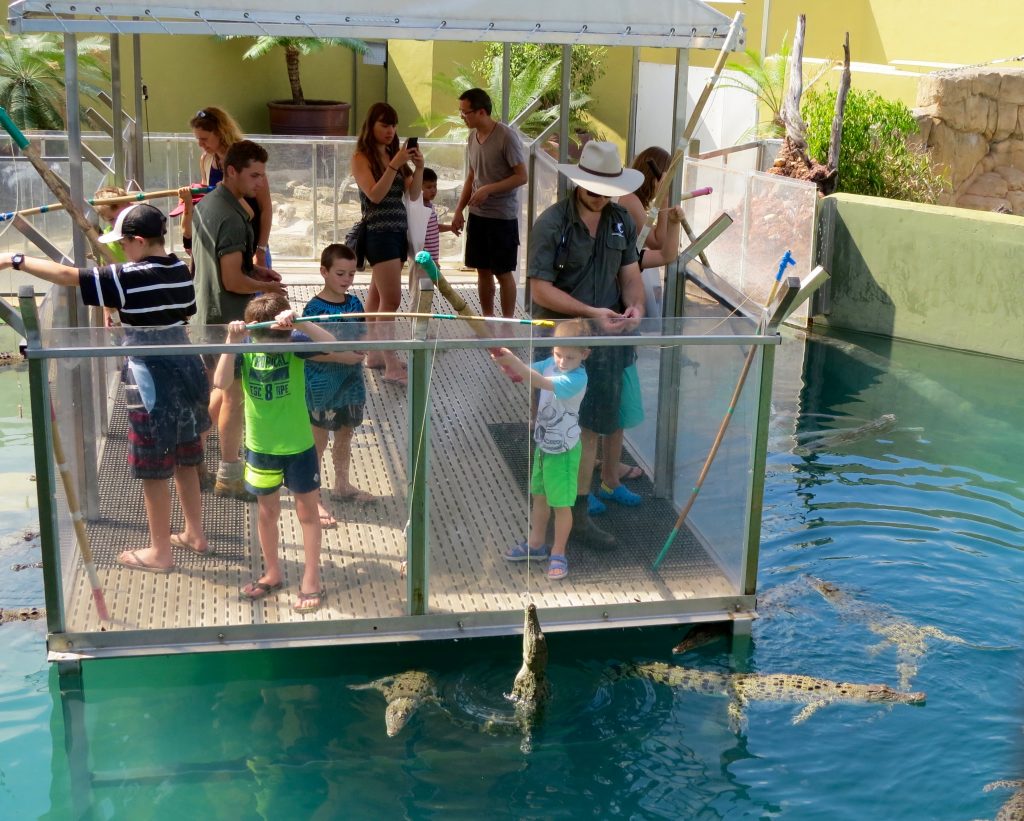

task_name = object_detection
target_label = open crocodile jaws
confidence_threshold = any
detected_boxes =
[626,662,925,728]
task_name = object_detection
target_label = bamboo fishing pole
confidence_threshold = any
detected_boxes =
[49,405,110,621]
[0,186,213,223]
[413,251,526,383]
[0,107,116,265]
[651,250,795,571]
[245,311,555,330]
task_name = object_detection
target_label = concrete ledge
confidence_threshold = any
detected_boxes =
[816,193,1024,361]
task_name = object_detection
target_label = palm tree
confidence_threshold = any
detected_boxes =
[430,53,592,140]
[239,37,367,105]
[0,31,110,129]
[721,35,833,140]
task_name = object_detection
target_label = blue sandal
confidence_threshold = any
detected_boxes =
[588,493,607,516]
[547,554,568,580]
[504,541,550,562]
[597,482,642,507]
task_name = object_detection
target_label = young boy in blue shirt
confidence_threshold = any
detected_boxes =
[491,319,589,580]
[302,244,374,526]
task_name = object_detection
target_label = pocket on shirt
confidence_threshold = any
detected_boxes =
[605,234,627,252]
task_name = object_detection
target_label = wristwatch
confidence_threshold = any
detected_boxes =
[11,253,24,271]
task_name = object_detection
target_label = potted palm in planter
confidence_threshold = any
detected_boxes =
[240,36,367,137]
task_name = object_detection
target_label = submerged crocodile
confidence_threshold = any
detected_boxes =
[807,575,1010,690]
[984,780,1024,821]
[348,670,439,737]
[620,661,925,730]
[792,413,899,455]
[672,623,733,655]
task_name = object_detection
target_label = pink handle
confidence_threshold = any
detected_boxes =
[679,186,713,202]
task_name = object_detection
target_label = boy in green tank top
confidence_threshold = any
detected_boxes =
[214,294,348,614]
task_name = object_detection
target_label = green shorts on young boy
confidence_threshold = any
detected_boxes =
[530,443,582,508]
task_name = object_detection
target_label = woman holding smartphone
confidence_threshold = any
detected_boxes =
[351,102,424,386]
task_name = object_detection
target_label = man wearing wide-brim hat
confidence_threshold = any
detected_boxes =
[527,141,646,554]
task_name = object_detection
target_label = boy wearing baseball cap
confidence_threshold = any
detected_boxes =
[0,203,212,575]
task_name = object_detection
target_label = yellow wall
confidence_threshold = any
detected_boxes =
[721,0,1024,106]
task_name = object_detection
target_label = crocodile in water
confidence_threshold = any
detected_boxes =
[348,670,439,737]
[984,780,1024,821]
[807,575,1011,690]
[620,661,925,730]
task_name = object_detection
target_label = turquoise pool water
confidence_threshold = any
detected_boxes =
[0,329,1022,820]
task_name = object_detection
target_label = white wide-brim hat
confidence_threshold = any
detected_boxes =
[557,141,644,197]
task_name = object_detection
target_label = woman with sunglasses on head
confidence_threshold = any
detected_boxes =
[187,107,273,268]
[350,101,424,386]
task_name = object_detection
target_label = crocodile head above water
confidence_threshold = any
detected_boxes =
[511,603,550,706]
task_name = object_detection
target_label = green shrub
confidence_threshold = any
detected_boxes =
[473,43,606,133]
[803,87,947,203]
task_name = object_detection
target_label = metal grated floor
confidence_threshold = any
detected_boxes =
[63,284,733,636]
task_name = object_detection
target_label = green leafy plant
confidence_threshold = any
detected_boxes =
[0,31,110,129]
[803,87,947,202]
[722,35,832,139]
[238,37,367,104]
[431,52,594,140]
[473,43,607,133]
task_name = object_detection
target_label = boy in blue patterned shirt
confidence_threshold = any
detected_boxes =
[303,244,375,527]
[490,319,589,580]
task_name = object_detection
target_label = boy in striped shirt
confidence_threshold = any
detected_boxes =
[0,203,211,575]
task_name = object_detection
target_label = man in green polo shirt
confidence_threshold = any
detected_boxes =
[192,139,285,499]
[528,141,646,552]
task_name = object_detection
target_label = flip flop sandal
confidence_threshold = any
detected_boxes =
[240,580,284,600]
[620,465,645,481]
[293,588,326,614]
[169,533,213,555]
[117,550,174,574]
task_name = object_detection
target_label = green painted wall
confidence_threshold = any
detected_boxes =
[817,194,1024,360]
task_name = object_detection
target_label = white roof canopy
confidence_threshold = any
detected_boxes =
[8,0,743,50]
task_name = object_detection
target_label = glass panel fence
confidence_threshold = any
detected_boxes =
[683,155,818,323]
[1,133,470,263]
[35,316,769,638]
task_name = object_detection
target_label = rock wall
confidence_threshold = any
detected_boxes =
[916,65,1024,213]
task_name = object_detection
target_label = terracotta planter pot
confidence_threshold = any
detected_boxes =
[267,101,351,137]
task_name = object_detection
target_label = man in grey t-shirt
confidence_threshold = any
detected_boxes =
[451,88,527,318]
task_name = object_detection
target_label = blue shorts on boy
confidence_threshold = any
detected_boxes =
[244,445,321,496]
[302,293,367,430]
[531,356,587,506]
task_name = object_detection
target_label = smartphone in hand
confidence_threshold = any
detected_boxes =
[407,136,419,150]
